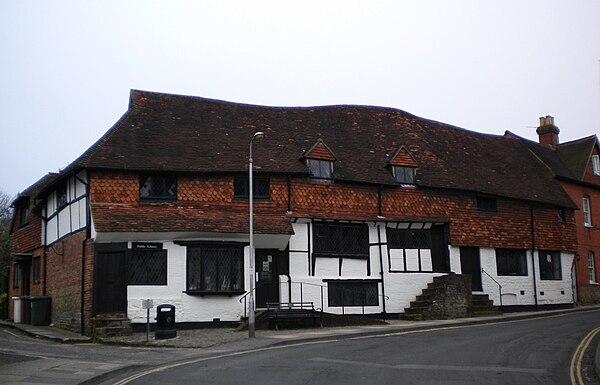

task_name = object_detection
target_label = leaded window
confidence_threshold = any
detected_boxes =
[307,159,333,179]
[496,249,527,276]
[19,204,29,227]
[539,250,561,280]
[233,176,270,200]
[56,183,68,209]
[327,282,379,307]
[129,249,167,285]
[187,245,244,292]
[393,166,416,184]
[313,222,369,258]
[140,174,177,200]
[477,197,497,213]
[387,229,431,249]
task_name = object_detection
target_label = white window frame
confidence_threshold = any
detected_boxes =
[588,251,597,284]
[592,155,600,176]
[583,196,592,227]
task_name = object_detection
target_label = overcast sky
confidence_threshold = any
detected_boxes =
[1,1,599,197]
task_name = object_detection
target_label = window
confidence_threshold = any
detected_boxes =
[327,281,379,307]
[313,222,369,258]
[589,252,597,284]
[496,249,527,276]
[56,183,68,209]
[557,208,566,223]
[539,251,561,280]
[233,176,270,200]
[477,197,497,213]
[392,166,416,184]
[13,264,21,288]
[140,174,177,200]
[592,155,600,176]
[582,196,592,227]
[186,244,244,293]
[33,257,41,284]
[18,204,29,227]
[386,228,433,272]
[307,159,332,179]
[129,249,167,285]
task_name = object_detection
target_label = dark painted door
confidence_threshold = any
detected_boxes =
[460,246,483,291]
[93,243,128,314]
[255,249,279,308]
[431,225,450,273]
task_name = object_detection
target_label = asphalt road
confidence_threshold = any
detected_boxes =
[117,310,600,385]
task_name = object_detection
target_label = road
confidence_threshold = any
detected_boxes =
[115,310,600,385]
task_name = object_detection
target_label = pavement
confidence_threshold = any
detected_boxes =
[1,305,599,385]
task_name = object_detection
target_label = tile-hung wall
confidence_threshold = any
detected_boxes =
[45,171,87,244]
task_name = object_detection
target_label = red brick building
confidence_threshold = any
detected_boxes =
[514,117,600,304]
[8,91,582,335]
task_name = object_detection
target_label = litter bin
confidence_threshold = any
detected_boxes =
[21,296,32,325]
[155,304,176,340]
[31,297,51,326]
[12,297,22,323]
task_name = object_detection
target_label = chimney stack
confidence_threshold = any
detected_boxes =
[536,115,560,148]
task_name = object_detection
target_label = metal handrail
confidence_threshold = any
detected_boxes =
[481,268,503,306]
[239,279,390,318]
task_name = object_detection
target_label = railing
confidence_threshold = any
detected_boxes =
[239,280,389,319]
[481,268,503,306]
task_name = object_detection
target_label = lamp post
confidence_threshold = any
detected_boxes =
[248,131,265,338]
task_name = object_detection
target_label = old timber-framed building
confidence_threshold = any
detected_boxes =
[9,90,580,335]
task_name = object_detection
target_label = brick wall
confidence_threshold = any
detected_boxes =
[561,180,600,304]
[45,230,87,333]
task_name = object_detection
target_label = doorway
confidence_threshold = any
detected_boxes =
[93,243,128,314]
[255,249,280,308]
[460,246,483,291]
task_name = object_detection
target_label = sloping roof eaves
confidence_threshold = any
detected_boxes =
[66,90,574,208]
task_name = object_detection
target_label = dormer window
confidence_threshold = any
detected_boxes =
[393,166,416,184]
[592,155,600,176]
[308,159,333,179]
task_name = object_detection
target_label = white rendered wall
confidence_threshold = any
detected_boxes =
[451,246,574,306]
[127,239,252,323]
[44,171,87,245]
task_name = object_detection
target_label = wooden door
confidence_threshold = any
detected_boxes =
[93,243,128,314]
[255,249,280,308]
[460,246,483,291]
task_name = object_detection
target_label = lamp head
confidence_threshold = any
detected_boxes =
[253,131,265,141]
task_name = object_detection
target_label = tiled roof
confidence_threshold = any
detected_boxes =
[556,136,598,180]
[12,172,59,206]
[91,203,294,235]
[70,90,574,208]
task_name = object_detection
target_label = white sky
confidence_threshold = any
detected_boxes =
[1,1,599,197]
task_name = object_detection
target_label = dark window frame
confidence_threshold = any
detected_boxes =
[33,257,41,284]
[496,249,528,276]
[313,222,369,259]
[327,281,379,307]
[557,208,566,223]
[56,183,68,210]
[476,196,497,213]
[233,176,270,201]
[186,243,245,294]
[538,250,561,280]
[139,174,177,200]
[18,204,29,228]
[392,166,416,185]
[307,159,333,179]
[128,249,168,285]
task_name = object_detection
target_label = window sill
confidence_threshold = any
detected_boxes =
[589,281,599,286]
[183,290,245,297]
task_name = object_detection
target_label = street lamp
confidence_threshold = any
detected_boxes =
[248,131,265,338]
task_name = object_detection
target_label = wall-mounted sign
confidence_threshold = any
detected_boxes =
[132,242,163,250]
